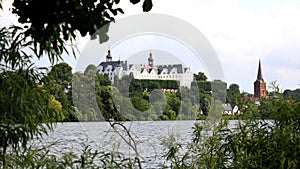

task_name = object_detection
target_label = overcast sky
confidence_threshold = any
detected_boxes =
[1,0,299,93]
[114,0,300,93]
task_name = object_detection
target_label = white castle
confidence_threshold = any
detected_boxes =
[97,49,194,88]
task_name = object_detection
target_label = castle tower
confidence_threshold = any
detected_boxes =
[148,52,154,67]
[254,59,266,98]
[106,48,112,62]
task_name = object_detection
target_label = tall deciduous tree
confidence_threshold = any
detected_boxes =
[43,62,75,121]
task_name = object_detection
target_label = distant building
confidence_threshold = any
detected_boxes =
[222,103,240,115]
[254,60,267,98]
[97,49,194,88]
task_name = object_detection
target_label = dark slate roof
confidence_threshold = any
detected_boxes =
[128,64,142,71]
[157,69,162,74]
[98,60,127,71]
[149,68,155,73]
[98,61,186,75]
[129,64,133,70]
[157,64,183,74]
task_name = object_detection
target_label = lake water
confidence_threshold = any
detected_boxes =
[37,120,239,168]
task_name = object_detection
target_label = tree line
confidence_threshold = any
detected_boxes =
[42,62,230,121]
[42,62,300,122]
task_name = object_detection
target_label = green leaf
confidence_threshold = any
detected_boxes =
[142,0,152,12]
[130,0,141,4]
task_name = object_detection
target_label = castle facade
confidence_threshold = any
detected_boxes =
[97,50,194,88]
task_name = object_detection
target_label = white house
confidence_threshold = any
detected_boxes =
[222,103,240,115]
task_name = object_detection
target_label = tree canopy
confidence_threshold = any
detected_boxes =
[194,71,208,81]
[226,83,241,106]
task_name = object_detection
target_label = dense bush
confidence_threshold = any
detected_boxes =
[161,95,300,169]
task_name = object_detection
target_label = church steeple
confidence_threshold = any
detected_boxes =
[257,59,264,81]
[254,59,267,98]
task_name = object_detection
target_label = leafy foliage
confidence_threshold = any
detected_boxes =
[42,62,76,121]
[11,0,152,63]
[0,69,62,149]
[191,81,225,92]
[162,92,300,169]
[0,26,63,167]
[283,89,300,100]
[3,143,137,168]
[0,26,33,70]
[193,71,208,81]
[226,83,242,106]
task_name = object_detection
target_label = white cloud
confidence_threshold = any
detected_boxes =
[137,0,300,92]
[1,0,299,92]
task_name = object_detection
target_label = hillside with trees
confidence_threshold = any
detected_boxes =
[41,62,300,122]
[42,62,226,121]
[1,0,300,168]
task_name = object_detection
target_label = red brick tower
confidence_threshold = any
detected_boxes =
[254,60,266,98]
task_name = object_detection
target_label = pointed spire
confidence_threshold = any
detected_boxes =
[148,52,153,61]
[254,59,267,98]
[257,59,264,81]
[148,50,153,67]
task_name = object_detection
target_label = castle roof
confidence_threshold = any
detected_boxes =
[98,60,127,71]
[157,64,184,74]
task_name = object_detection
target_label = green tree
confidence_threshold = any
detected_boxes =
[194,71,208,81]
[159,93,181,120]
[267,80,281,98]
[163,90,300,168]
[0,27,63,167]
[199,92,212,115]
[241,100,259,119]
[43,62,75,121]
[226,83,241,106]
[283,89,300,101]
[73,65,125,121]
